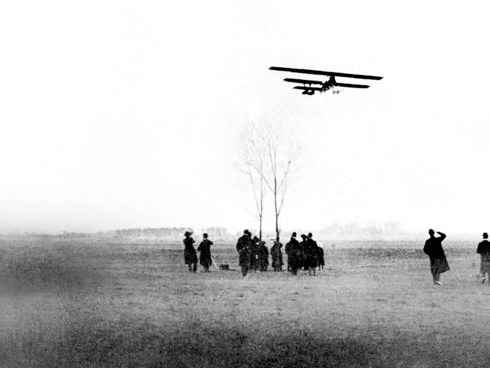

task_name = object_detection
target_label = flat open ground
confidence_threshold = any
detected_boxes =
[1,238,490,367]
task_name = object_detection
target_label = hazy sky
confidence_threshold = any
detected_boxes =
[1,1,490,234]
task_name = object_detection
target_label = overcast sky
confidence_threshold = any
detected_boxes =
[1,1,490,235]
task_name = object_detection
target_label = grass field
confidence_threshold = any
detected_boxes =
[1,238,490,367]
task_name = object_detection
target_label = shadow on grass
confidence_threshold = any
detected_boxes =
[0,241,107,293]
[4,317,489,368]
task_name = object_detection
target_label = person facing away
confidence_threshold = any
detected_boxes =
[423,229,449,285]
[183,231,198,273]
[257,240,269,272]
[286,232,302,275]
[317,243,325,271]
[476,232,490,284]
[250,236,260,272]
[271,237,284,272]
[305,233,319,276]
[236,229,252,276]
[197,233,213,272]
[285,235,293,272]
[299,234,308,271]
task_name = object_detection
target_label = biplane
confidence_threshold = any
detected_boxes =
[269,66,383,95]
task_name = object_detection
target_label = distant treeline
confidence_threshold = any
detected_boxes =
[317,221,406,238]
[110,227,235,240]
[0,222,477,241]
[0,227,238,241]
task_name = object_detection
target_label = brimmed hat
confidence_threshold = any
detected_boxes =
[184,231,193,236]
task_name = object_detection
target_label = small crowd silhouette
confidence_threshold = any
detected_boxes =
[183,229,323,277]
[183,228,490,285]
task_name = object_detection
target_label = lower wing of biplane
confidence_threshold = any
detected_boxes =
[270,66,382,95]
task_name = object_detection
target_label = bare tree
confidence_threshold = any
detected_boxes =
[239,123,270,241]
[261,123,300,240]
[240,122,300,241]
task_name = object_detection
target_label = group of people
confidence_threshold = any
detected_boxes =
[236,230,325,276]
[423,229,490,285]
[182,229,325,276]
[183,231,213,273]
[184,228,490,285]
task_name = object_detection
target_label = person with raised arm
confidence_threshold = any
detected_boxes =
[423,229,449,285]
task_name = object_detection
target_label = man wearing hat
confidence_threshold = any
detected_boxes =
[305,233,319,276]
[183,231,198,272]
[198,233,213,272]
[423,229,449,285]
[271,237,284,272]
[286,232,302,275]
[236,229,252,276]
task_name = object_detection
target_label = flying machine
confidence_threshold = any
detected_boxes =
[269,66,383,95]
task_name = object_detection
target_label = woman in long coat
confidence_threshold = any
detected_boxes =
[271,238,283,272]
[305,233,319,276]
[317,245,325,271]
[197,233,213,272]
[286,232,302,275]
[183,231,198,272]
[236,230,252,276]
[257,240,269,272]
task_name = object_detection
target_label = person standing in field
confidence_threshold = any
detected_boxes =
[271,237,284,272]
[285,235,293,272]
[286,232,302,275]
[197,233,213,272]
[299,234,308,271]
[250,236,260,272]
[305,233,319,276]
[236,229,252,277]
[317,243,325,271]
[183,231,198,273]
[423,229,449,285]
[476,232,490,283]
[257,240,269,272]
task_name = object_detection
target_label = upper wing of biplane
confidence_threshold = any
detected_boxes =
[269,66,383,81]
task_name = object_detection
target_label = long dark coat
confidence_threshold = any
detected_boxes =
[286,237,302,271]
[477,239,490,274]
[250,240,260,271]
[198,239,213,267]
[317,246,325,268]
[236,235,252,266]
[299,240,308,269]
[304,239,319,269]
[183,237,198,264]
[271,242,283,270]
[424,233,449,274]
[257,242,269,271]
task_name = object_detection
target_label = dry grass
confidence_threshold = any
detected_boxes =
[1,238,490,367]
